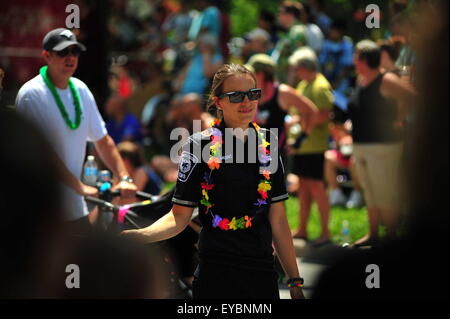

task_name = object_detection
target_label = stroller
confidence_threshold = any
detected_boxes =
[85,186,199,298]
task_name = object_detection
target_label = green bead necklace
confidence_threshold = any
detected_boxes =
[40,66,82,130]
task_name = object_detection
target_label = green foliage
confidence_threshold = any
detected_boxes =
[229,0,281,37]
[229,0,259,36]
[228,0,392,41]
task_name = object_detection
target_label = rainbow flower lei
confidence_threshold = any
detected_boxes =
[200,120,272,230]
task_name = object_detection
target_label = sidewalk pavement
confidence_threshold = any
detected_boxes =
[279,257,327,299]
[279,238,366,299]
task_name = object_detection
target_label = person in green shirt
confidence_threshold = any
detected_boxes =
[288,48,333,245]
[271,1,308,86]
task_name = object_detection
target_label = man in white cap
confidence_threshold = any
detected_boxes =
[242,28,273,60]
[16,28,137,234]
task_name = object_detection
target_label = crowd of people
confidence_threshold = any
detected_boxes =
[97,0,420,247]
[1,0,447,300]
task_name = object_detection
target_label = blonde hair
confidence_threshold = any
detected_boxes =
[206,64,257,119]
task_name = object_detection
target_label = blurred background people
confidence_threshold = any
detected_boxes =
[258,9,280,52]
[312,1,448,299]
[378,39,402,74]
[319,19,354,96]
[272,1,308,85]
[391,11,417,73]
[288,48,333,245]
[245,53,318,156]
[307,0,332,36]
[241,28,273,62]
[175,33,223,96]
[188,0,221,43]
[343,40,416,247]
[105,93,143,145]
[117,141,163,196]
[300,3,324,54]
[325,123,363,209]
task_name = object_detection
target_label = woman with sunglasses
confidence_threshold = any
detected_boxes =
[121,64,305,299]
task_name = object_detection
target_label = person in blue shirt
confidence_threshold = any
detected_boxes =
[176,33,223,96]
[117,141,162,196]
[105,93,143,144]
[308,0,332,36]
[319,20,354,95]
[188,0,221,41]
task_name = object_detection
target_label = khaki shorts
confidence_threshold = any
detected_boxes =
[352,143,403,211]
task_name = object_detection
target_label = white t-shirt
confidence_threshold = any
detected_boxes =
[16,74,107,221]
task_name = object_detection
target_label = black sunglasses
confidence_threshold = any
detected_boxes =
[53,47,82,57]
[217,88,262,103]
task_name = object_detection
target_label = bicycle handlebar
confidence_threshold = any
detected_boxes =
[84,194,145,230]
[84,184,157,229]
[85,196,116,209]
[109,190,154,200]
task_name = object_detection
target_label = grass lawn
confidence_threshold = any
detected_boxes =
[285,195,384,244]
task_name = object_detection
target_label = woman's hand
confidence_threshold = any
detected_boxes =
[80,183,98,197]
[290,286,306,299]
[112,180,137,203]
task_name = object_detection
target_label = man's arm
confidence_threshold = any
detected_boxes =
[278,83,318,134]
[94,134,137,197]
[310,89,334,127]
[94,134,128,178]
[312,109,331,126]
[380,72,417,109]
[50,147,98,196]
[381,72,418,125]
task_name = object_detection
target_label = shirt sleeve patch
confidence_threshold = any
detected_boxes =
[177,151,199,182]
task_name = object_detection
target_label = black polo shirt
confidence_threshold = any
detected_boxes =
[173,122,288,265]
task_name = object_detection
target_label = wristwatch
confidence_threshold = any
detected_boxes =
[121,175,134,183]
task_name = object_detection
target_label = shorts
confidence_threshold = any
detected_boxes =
[292,153,325,180]
[352,143,403,211]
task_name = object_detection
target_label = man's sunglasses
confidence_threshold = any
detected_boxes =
[217,88,262,103]
[53,47,82,57]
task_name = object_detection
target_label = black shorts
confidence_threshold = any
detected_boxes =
[292,153,325,180]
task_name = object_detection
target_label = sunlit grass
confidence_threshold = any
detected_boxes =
[284,195,377,244]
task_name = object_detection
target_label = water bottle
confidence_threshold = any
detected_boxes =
[98,170,114,226]
[98,170,112,192]
[341,220,351,247]
[83,155,98,186]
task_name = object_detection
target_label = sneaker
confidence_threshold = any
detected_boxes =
[346,190,364,209]
[329,188,347,206]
